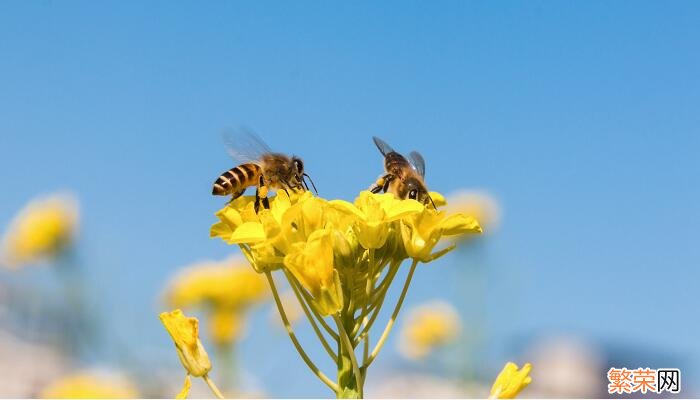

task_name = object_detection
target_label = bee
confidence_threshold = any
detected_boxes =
[370,136,436,208]
[212,129,317,212]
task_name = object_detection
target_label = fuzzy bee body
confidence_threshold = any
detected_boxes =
[212,130,317,211]
[371,136,435,208]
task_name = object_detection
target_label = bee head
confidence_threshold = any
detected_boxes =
[403,177,429,204]
[291,157,304,175]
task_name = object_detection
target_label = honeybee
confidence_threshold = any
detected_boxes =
[212,129,317,211]
[370,136,436,208]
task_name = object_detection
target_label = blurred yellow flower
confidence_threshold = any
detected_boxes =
[490,362,533,399]
[159,309,212,377]
[398,300,461,360]
[208,309,245,345]
[1,193,78,268]
[164,256,268,345]
[446,190,501,233]
[41,371,137,399]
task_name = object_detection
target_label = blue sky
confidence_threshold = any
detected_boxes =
[1,1,699,396]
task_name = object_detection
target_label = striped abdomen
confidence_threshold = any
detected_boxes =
[212,163,262,196]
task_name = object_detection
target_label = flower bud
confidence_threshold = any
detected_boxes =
[159,309,212,377]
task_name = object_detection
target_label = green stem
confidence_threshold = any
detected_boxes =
[202,374,225,399]
[362,258,418,368]
[265,272,340,394]
[292,276,340,341]
[334,314,363,398]
[352,259,401,341]
[285,270,339,363]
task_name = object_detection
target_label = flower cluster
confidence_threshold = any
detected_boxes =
[210,190,481,397]
[164,257,267,345]
[211,191,479,314]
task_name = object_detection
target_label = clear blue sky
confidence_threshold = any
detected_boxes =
[1,1,699,396]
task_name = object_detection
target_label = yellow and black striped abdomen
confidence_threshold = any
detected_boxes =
[212,163,262,196]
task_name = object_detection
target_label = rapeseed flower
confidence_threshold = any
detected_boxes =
[160,309,212,377]
[1,193,78,268]
[160,309,223,399]
[164,257,267,345]
[400,205,481,262]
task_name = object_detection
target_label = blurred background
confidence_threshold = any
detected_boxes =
[1,1,698,397]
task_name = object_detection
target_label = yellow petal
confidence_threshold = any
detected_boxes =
[230,222,266,243]
[328,199,367,221]
[176,375,191,399]
[382,198,424,220]
[209,221,232,239]
[216,207,243,229]
[490,362,532,399]
[441,214,482,236]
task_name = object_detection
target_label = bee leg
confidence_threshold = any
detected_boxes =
[371,174,394,193]
[254,188,268,213]
[254,175,270,213]
[226,189,245,205]
[382,174,395,192]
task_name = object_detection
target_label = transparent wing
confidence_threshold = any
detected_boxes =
[221,127,273,165]
[372,136,396,157]
[408,151,426,177]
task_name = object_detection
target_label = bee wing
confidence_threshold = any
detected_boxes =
[372,136,396,157]
[408,151,426,177]
[221,127,273,165]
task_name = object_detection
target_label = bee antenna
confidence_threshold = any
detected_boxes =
[303,173,318,194]
[428,194,437,210]
[299,176,309,190]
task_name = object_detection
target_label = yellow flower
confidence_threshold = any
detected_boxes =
[446,190,501,233]
[284,229,343,315]
[490,362,533,399]
[165,257,267,309]
[329,191,423,249]
[398,300,461,360]
[210,191,307,272]
[1,193,78,268]
[159,309,212,377]
[400,206,481,262]
[41,371,137,399]
[209,309,245,345]
[164,257,267,345]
